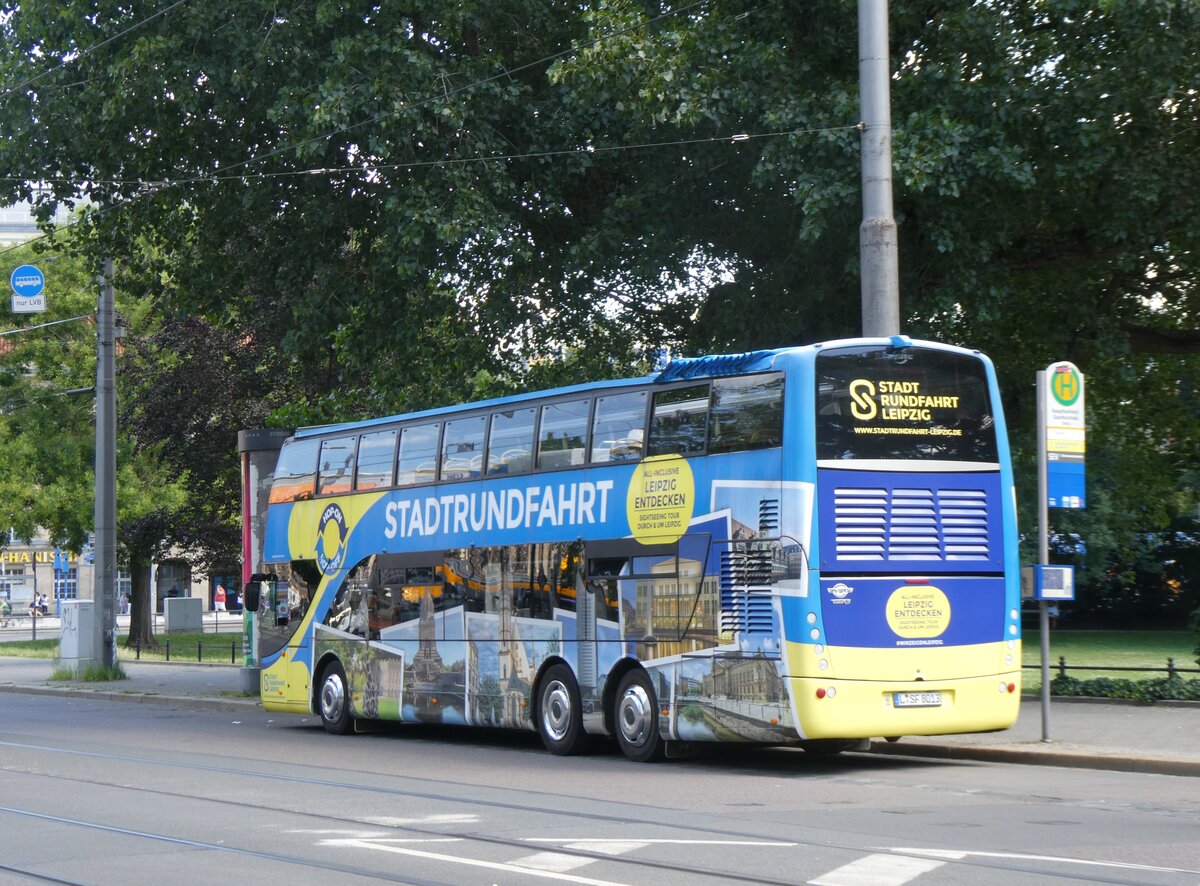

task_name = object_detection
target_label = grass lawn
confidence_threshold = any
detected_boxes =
[0,632,242,665]
[0,638,58,658]
[1021,629,1197,686]
[121,632,243,664]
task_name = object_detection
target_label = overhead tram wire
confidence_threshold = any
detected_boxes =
[201,0,723,181]
[0,313,96,338]
[0,124,860,190]
[0,118,856,260]
[0,0,191,103]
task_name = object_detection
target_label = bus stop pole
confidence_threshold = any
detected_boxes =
[1036,370,1051,741]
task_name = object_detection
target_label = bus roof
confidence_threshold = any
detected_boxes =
[291,336,978,440]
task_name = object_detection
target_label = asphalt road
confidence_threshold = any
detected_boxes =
[1,692,1198,885]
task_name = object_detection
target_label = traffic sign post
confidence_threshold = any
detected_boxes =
[1036,361,1086,742]
[10,264,47,313]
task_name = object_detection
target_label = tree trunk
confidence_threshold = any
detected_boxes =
[126,557,156,648]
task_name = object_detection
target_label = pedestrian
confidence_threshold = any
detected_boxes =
[0,596,10,627]
[214,583,227,612]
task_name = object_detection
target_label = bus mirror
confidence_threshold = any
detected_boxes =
[243,581,262,612]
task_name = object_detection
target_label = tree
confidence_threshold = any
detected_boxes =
[0,239,188,643]
[2,1,1198,619]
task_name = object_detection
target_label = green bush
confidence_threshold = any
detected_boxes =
[1052,674,1200,702]
[1192,605,1200,667]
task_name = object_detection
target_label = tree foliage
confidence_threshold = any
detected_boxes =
[1,1,1198,621]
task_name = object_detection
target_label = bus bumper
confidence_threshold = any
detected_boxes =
[790,672,1022,739]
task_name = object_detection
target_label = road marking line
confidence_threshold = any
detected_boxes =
[511,851,600,873]
[888,846,1200,875]
[525,838,797,846]
[809,853,945,886]
[564,841,649,856]
[321,837,462,844]
[364,813,479,826]
[327,838,633,886]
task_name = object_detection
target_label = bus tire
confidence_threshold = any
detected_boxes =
[318,660,353,735]
[613,670,664,763]
[537,664,591,755]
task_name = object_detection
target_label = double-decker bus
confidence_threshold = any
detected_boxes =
[247,336,1020,761]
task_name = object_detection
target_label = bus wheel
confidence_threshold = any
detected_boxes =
[537,664,591,755]
[318,661,352,735]
[614,670,664,763]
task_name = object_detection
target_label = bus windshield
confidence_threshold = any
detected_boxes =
[815,345,998,462]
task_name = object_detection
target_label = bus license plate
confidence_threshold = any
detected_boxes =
[894,691,942,708]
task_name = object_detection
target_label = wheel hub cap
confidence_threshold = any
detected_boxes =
[321,672,346,723]
[542,680,571,741]
[618,683,653,747]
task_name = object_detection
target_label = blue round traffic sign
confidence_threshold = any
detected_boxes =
[10,264,45,298]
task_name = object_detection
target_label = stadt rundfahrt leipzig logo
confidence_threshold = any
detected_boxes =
[315,503,348,575]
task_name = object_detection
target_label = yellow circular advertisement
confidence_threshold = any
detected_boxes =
[627,455,695,544]
[885,585,951,639]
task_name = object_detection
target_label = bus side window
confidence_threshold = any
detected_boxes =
[355,429,397,490]
[647,384,709,457]
[487,407,535,475]
[397,423,440,486]
[318,437,357,496]
[441,415,487,480]
[708,374,784,454]
[590,390,647,463]
[269,438,320,504]
[537,399,590,470]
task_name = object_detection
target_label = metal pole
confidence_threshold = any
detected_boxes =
[93,259,117,669]
[858,0,901,337]
[1036,370,1051,741]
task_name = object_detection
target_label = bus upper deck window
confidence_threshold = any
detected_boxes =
[397,423,440,486]
[355,429,397,490]
[538,399,590,470]
[318,437,357,496]
[487,407,535,475]
[591,390,647,463]
[441,415,487,480]
[647,384,709,457]
[268,438,319,504]
[708,374,784,454]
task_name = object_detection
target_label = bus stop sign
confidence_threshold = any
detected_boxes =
[1042,361,1085,508]
[10,264,46,313]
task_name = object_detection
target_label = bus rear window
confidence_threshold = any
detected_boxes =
[269,439,319,504]
[816,346,998,462]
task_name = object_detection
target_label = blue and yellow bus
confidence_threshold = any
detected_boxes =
[248,336,1020,760]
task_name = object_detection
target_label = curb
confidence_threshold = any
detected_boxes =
[867,739,1200,778]
[0,682,261,713]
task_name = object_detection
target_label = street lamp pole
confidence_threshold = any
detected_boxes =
[92,259,117,669]
[859,0,901,337]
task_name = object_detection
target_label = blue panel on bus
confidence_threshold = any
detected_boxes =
[820,575,1004,648]
[816,470,1003,574]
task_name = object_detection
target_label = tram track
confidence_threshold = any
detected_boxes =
[1,737,1196,886]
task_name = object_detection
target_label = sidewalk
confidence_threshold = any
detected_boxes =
[0,655,257,712]
[1,655,1197,775]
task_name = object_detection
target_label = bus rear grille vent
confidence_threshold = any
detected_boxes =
[832,486,989,562]
[719,548,775,634]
